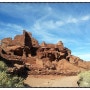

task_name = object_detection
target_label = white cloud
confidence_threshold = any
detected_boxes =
[67,18,78,23]
[29,13,90,44]
[0,4,54,24]
[40,20,56,29]
[29,19,67,44]
[0,22,24,39]
[81,15,90,21]
[55,21,64,26]
[30,18,82,45]
[38,20,64,29]
[36,14,90,30]
[66,15,90,24]
[0,22,24,33]
[6,23,24,31]
[0,4,33,16]
[35,14,90,31]
[47,6,53,12]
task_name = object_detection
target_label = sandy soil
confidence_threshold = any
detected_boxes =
[24,75,79,87]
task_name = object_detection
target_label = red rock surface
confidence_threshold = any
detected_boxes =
[0,30,90,75]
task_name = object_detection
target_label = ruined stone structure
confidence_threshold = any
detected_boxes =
[0,30,90,76]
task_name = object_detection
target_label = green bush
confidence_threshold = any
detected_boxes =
[78,71,90,87]
[0,60,25,87]
[0,61,7,72]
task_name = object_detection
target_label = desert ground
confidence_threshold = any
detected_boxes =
[24,75,79,87]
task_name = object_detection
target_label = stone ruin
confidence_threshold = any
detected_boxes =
[0,30,90,76]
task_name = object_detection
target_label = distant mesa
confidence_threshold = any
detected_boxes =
[0,30,90,76]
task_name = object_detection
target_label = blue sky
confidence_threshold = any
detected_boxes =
[0,3,90,61]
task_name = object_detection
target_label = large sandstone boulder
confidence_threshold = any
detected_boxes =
[36,59,44,68]
[56,59,80,75]
[78,60,90,69]
[69,55,80,65]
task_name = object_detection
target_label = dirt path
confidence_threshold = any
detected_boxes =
[51,76,79,87]
[24,75,79,87]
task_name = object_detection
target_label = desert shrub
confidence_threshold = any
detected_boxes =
[0,71,25,87]
[0,60,25,87]
[0,61,7,72]
[77,71,90,87]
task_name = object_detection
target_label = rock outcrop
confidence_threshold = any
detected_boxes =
[0,30,90,76]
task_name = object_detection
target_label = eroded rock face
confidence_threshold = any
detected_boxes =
[0,30,39,59]
[0,30,90,76]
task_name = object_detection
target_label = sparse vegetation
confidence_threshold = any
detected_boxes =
[0,60,25,87]
[0,61,7,72]
[77,71,90,87]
